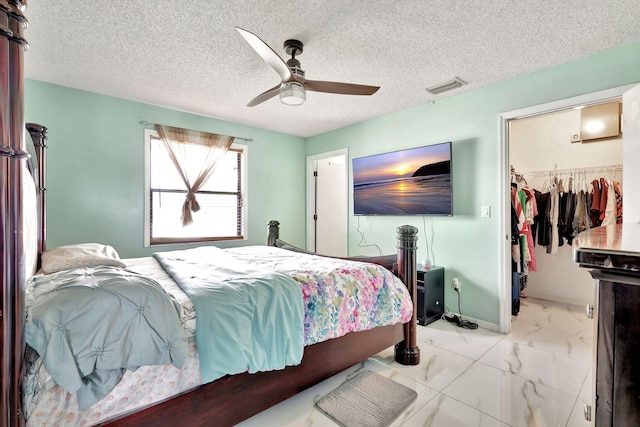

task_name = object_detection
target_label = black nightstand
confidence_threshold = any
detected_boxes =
[416,265,444,326]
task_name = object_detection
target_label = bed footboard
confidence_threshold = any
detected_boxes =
[267,220,420,366]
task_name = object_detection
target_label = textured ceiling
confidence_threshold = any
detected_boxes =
[22,1,640,138]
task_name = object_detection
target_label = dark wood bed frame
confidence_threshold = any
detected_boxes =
[0,4,419,425]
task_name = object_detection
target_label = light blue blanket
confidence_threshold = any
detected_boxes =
[153,246,304,384]
[25,266,188,409]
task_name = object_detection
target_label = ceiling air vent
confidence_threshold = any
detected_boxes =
[425,77,467,95]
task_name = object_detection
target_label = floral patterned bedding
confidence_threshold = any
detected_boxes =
[224,246,413,345]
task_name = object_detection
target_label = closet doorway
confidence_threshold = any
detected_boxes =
[510,105,622,307]
[498,83,636,333]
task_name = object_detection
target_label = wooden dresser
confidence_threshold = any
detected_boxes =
[573,223,640,426]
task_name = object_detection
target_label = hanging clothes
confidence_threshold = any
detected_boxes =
[598,178,609,223]
[572,189,591,238]
[549,185,560,257]
[512,186,528,267]
[521,186,538,272]
[613,181,623,223]
[510,181,533,297]
[510,165,623,310]
[562,189,577,245]
[556,180,567,249]
[535,190,551,246]
[590,179,602,227]
[602,179,617,226]
[522,167,622,257]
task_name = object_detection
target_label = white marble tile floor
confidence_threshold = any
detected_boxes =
[237,298,593,427]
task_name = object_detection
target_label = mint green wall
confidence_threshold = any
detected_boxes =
[307,42,640,325]
[25,81,306,258]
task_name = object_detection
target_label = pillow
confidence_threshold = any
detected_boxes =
[40,243,127,274]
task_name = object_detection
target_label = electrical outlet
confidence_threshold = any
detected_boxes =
[452,277,461,292]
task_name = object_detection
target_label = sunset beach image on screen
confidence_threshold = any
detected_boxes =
[352,142,452,215]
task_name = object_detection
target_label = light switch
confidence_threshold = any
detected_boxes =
[481,206,491,218]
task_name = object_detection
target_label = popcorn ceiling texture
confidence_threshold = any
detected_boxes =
[23,0,640,137]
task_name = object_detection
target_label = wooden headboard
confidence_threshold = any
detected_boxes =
[266,220,399,273]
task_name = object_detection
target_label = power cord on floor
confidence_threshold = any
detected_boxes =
[443,287,478,330]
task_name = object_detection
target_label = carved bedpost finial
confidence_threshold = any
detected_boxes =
[395,224,420,366]
[396,225,418,248]
[267,220,280,246]
[26,123,49,143]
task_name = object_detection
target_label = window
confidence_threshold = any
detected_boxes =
[144,129,247,245]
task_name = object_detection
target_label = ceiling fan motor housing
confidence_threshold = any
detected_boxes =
[284,39,305,78]
[287,62,305,78]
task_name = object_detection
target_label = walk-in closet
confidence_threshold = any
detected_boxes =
[508,100,623,314]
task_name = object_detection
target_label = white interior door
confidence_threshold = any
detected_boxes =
[623,84,640,223]
[306,150,348,257]
[315,155,347,256]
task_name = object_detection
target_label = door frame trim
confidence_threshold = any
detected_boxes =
[498,83,635,334]
[306,148,349,253]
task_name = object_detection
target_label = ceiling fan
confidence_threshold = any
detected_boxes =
[236,27,380,107]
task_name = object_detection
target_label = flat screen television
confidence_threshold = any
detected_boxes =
[352,141,452,215]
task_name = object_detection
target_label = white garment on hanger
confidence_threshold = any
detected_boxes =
[550,187,559,257]
[602,179,617,226]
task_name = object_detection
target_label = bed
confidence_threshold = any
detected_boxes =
[0,4,420,426]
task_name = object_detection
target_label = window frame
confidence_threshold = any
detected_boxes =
[143,128,248,247]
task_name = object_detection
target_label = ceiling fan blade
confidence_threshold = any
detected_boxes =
[236,27,292,83]
[247,83,281,107]
[303,79,380,96]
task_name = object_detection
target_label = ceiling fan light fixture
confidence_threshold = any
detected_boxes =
[280,82,306,106]
[425,77,467,95]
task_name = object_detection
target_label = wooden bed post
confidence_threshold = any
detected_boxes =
[26,123,48,255]
[267,220,279,246]
[394,225,420,365]
[0,2,29,426]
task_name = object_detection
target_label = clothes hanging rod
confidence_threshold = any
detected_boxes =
[138,119,254,143]
[524,164,622,177]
